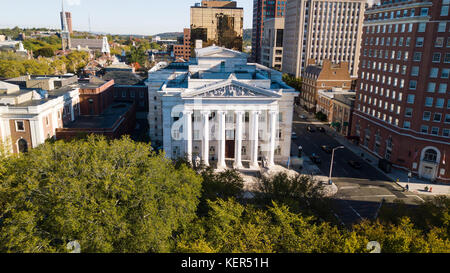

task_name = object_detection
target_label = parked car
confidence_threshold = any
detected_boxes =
[321,145,332,154]
[299,114,307,119]
[291,132,297,139]
[318,127,326,133]
[348,160,362,169]
[307,125,315,132]
[310,154,321,164]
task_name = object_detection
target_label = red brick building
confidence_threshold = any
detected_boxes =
[78,77,115,116]
[352,0,450,183]
[174,28,191,61]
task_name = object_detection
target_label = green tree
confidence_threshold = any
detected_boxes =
[34,47,54,58]
[0,136,202,253]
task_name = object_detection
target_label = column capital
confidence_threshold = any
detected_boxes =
[182,110,193,115]
[250,110,261,116]
[235,110,245,116]
[217,110,227,115]
[200,110,211,116]
[269,110,279,116]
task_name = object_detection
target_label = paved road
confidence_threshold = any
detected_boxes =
[291,107,423,226]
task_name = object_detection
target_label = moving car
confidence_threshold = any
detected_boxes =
[348,160,362,169]
[291,132,297,139]
[310,154,321,164]
[307,125,315,132]
[321,145,332,154]
[318,127,326,133]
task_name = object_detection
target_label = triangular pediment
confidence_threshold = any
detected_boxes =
[182,80,281,99]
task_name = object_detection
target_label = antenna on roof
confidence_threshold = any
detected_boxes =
[88,13,92,33]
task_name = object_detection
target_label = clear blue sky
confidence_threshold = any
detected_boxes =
[0,0,253,35]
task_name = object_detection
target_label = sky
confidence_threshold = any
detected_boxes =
[0,0,254,36]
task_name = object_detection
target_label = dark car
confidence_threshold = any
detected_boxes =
[321,145,332,154]
[318,127,326,133]
[310,154,321,164]
[307,126,315,132]
[348,160,362,169]
[291,132,297,139]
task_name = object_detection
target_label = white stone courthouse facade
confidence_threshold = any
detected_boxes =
[146,46,299,169]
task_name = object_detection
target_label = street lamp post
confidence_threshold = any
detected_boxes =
[329,146,345,185]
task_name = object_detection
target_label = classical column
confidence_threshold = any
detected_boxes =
[234,111,244,169]
[201,110,210,166]
[183,110,193,163]
[217,110,226,169]
[268,110,278,167]
[250,111,260,169]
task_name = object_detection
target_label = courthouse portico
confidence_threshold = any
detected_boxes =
[147,46,298,170]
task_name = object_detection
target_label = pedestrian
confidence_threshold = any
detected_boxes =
[405,184,409,191]
[429,187,432,193]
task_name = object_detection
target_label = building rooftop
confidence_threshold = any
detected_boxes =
[64,102,134,129]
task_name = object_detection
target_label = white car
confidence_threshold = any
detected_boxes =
[299,114,307,119]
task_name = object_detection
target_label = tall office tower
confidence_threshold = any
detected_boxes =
[352,0,450,183]
[60,11,73,34]
[282,0,366,78]
[60,1,71,50]
[190,0,244,51]
[251,0,287,63]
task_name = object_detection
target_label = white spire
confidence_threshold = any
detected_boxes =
[101,36,110,55]
[61,0,68,32]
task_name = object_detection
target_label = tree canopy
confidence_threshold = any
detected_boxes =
[0,136,202,253]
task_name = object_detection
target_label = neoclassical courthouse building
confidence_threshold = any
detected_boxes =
[146,46,298,169]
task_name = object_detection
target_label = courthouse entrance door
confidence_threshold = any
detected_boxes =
[225,130,235,158]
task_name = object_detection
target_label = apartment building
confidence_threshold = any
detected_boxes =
[261,17,285,70]
[282,0,366,78]
[351,0,450,183]
[252,0,287,63]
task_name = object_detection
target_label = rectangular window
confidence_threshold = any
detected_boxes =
[425,97,434,107]
[416,37,424,47]
[430,68,439,78]
[438,22,446,32]
[436,37,444,47]
[407,94,415,104]
[442,68,449,78]
[15,121,25,132]
[433,113,442,122]
[443,129,450,137]
[445,114,450,123]
[413,52,421,61]
[403,121,411,129]
[405,108,413,117]
[438,83,447,93]
[423,111,431,121]
[421,125,428,133]
[409,80,417,90]
[418,22,426,32]
[427,82,436,93]
[442,5,449,16]
[432,53,441,62]
[431,127,439,135]
[411,66,419,76]
[436,98,445,108]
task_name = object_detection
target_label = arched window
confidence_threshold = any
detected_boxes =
[18,139,28,153]
[423,149,438,163]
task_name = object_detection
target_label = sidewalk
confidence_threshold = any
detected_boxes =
[294,105,450,197]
